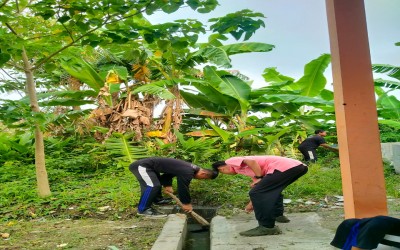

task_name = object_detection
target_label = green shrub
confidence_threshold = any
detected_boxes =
[379,123,400,142]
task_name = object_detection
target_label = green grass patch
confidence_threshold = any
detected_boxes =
[1,156,399,222]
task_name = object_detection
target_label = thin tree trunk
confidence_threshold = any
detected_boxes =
[68,76,81,111]
[22,47,51,197]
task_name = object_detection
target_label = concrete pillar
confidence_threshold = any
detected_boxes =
[393,144,400,174]
[325,0,388,218]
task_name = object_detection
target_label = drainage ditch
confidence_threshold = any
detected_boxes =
[156,206,217,250]
[184,207,216,250]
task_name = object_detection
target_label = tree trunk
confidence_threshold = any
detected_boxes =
[22,47,51,197]
[68,76,82,111]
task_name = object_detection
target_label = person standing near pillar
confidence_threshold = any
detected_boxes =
[297,129,338,163]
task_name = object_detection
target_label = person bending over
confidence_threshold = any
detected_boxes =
[298,129,338,162]
[212,155,308,237]
[130,157,218,217]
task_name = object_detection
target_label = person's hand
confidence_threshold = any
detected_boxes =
[163,186,174,194]
[182,203,193,213]
[250,179,261,187]
[244,202,253,213]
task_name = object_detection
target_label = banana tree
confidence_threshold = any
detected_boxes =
[0,0,221,197]
[178,54,335,154]
[372,64,400,128]
[130,10,274,142]
[46,10,272,144]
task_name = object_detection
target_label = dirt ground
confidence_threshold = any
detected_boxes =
[1,199,399,250]
[0,217,165,250]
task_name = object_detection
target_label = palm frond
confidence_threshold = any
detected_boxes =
[372,64,400,81]
[132,81,175,100]
[105,133,149,166]
[374,78,400,90]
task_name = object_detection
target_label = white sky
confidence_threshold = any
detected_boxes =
[148,0,400,89]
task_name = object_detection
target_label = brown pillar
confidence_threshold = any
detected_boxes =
[325,0,387,218]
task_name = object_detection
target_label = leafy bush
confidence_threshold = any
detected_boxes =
[379,123,400,142]
[0,130,34,166]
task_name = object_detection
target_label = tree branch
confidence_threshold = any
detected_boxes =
[0,0,10,9]
[55,6,75,43]
[5,22,18,36]
[15,0,19,13]
[32,13,115,70]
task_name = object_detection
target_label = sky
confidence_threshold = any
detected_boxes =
[148,0,400,89]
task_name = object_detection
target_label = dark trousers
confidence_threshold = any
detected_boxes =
[331,216,400,249]
[298,147,317,163]
[129,163,162,212]
[250,164,308,228]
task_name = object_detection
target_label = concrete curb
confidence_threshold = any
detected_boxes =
[151,214,187,250]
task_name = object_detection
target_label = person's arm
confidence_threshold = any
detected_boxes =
[163,186,174,194]
[245,201,253,213]
[178,176,193,212]
[176,175,192,206]
[181,203,193,213]
[160,173,174,187]
[243,158,263,186]
[159,174,175,194]
[320,143,339,151]
[242,159,263,177]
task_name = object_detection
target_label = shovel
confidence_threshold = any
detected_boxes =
[165,192,210,227]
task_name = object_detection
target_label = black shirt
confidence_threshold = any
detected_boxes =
[298,135,326,150]
[133,157,200,204]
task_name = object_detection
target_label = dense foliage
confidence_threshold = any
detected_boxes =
[1,0,399,224]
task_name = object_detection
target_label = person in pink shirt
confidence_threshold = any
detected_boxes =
[212,155,308,237]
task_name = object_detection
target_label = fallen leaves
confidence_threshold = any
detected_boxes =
[1,232,10,239]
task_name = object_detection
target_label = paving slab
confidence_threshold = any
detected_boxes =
[211,212,339,250]
[210,212,400,250]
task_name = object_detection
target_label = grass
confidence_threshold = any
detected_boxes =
[286,163,342,198]
[1,156,399,221]
[1,156,400,249]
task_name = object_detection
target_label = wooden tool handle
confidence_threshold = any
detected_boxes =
[165,192,210,226]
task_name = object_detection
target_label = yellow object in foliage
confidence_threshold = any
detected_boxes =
[106,70,123,84]
[147,130,167,138]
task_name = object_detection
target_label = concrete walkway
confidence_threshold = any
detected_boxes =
[211,212,336,250]
[154,205,400,250]
[210,212,399,250]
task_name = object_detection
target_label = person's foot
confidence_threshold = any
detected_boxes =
[154,197,173,205]
[137,208,167,218]
[275,215,290,223]
[239,225,282,237]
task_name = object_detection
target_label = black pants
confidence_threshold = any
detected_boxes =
[129,162,162,212]
[331,216,400,249]
[298,147,317,163]
[250,164,308,228]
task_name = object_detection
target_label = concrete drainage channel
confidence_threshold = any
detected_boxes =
[152,207,217,250]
